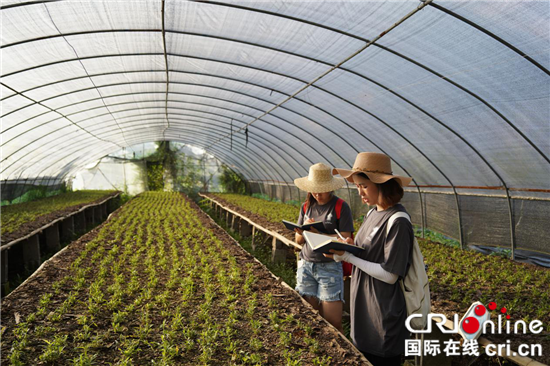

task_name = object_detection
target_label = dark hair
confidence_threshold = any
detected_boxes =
[305,191,334,209]
[355,173,403,209]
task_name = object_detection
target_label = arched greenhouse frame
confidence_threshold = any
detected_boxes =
[1,1,549,365]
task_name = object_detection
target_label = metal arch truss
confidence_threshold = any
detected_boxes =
[2,29,546,167]
[5,67,447,184]
[0,1,61,10]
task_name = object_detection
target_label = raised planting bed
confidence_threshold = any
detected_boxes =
[1,191,121,297]
[205,193,300,242]
[1,190,119,244]
[204,193,550,365]
[1,192,369,365]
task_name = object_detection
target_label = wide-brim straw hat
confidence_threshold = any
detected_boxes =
[294,163,346,193]
[332,152,412,187]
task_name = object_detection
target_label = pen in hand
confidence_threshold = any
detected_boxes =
[334,229,346,241]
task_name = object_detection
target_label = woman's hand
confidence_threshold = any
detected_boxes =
[324,249,353,262]
[323,249,345,259]
[336,237,354,244]
[294,229,305,244]
[303,218,319,233]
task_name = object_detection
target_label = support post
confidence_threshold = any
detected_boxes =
[102,202,108,220]
[85,208,95,231]
[251,226,257,251]
[7,243,24,279]
[272,236,287,263]
[44,223,60,252]
[416,186,425,239]
[240,221,253,237]
[94,205,103,224]
[107,196,119,213]
[452,189,464,250]
[60,216,75,242]
[505,188,516,260]
[1,250,9,296]
[74,212,86,234]
[22,235,41,270]
[231,216,240,233]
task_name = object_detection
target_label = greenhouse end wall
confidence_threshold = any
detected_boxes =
[249,182,550,257]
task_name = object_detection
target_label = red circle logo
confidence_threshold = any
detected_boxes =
[488,302,497,311]
[462,317,480,334]
[474,305,486,316]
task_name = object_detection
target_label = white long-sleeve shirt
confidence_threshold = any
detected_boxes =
[333,251,398,284]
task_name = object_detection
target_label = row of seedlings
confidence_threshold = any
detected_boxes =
[2,192,363,365]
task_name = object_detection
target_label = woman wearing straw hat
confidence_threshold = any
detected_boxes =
[327,152,414,366]
[293,163,354,333]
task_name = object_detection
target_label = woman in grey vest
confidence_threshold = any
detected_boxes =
[328,152,414,366]
[293,163,354,333]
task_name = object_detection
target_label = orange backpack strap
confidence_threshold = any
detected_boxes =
[303,201,308,214]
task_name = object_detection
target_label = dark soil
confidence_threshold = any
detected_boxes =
[1,194,369,365]
[1,191,119,244]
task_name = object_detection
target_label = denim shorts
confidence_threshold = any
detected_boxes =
[295,260,344,302]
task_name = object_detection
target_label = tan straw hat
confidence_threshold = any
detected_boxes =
[294,163,346,193]
[332,152,412,187]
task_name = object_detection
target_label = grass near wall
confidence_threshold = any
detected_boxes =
[213,193,300,223]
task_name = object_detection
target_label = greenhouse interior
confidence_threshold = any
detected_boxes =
[1,0,549,365]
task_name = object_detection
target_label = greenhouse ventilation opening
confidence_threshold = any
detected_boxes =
[1,1,549,264]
